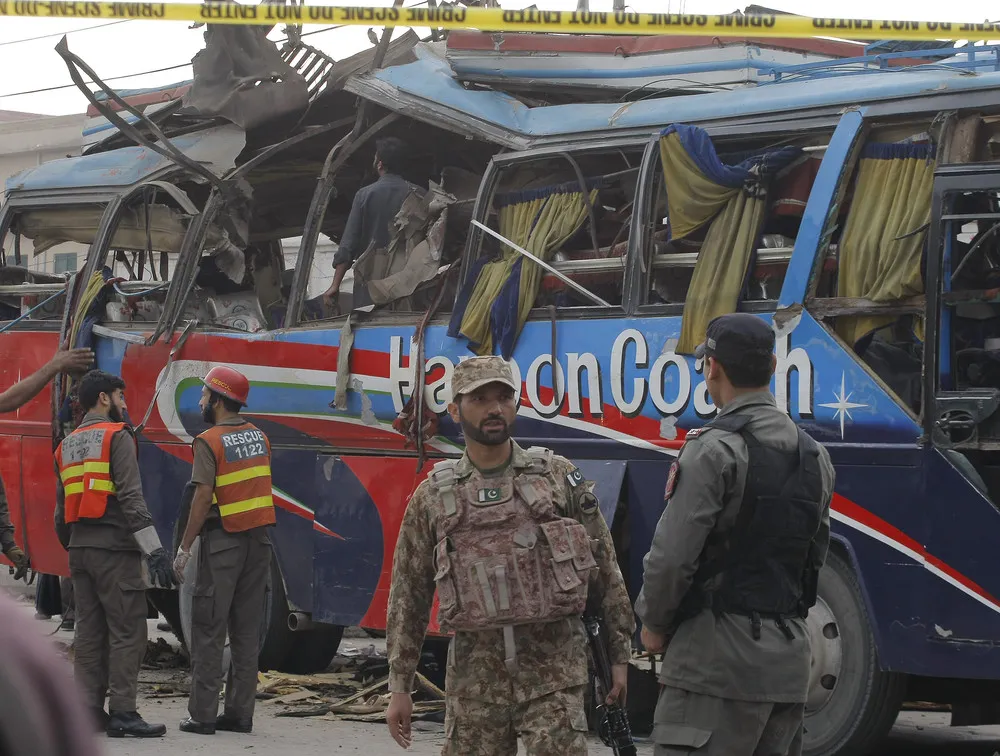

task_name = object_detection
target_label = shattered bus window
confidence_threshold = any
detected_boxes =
[469,147,642,314]
[643,131,832,311]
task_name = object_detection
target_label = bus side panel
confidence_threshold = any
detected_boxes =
[137,441,193,555]
[624,459,671,608]
[0,331,61,432]
[21,435,67,576]
[267,445,319,614]
[312,455,398,628]
[0,435,24,571]
[923,450,1000,658]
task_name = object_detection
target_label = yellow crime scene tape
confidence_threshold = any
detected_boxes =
[0,1,999,42]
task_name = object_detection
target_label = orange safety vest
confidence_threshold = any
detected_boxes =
[197,421,275,533]
[54,422,126,523]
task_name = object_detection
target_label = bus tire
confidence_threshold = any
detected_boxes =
[280,624,345,674]
[258,559,294,671]
[802,549,905,756]
[147,588,185,651]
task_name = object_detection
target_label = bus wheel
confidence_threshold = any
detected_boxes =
[280,624,345,674]
[802,550,905,756]
[258,560,294,671]
[257,560,344,674]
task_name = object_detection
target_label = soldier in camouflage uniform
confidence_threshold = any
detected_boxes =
[386,355,635,755]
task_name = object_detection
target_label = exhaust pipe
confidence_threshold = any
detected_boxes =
[287,612,314,632]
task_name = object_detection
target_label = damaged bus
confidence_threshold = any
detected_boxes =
[4,27,1000,756]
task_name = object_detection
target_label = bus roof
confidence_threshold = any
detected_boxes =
[5,124,244,196]
[8,43,1000,197]
[346,44,1000,144]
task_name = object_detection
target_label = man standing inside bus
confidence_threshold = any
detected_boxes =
[320,137,413,312]
[1,343,94,581]
[174,365,273,736]
[54,369,176,738]
[635,314,835,756]
[385,356,635,754]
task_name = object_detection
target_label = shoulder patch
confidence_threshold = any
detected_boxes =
[578,485,599,515]
[685,427,706,440]
[566,467,585,488]
[664,460,680,502]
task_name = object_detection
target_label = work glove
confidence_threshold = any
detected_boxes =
[146,548,177,589]
[4,546,32,583]
[173,546,191,584]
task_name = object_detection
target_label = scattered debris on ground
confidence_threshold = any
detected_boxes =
[261,643,445,723]
[143,637,188,670]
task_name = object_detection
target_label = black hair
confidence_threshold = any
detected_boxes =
[208,390,243,414]
[375,137,406,175]
[78,370,126,412]
[715,351,774,389]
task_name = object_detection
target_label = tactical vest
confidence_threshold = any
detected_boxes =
[427,447,598,668]
[677,413,825,635]
[197,421,275,533]
[55,422,126,523]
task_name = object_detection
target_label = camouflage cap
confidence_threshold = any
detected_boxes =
[451,356,517,397]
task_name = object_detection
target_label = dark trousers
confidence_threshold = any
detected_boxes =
[69,548,147,712]
[187,528,271,723]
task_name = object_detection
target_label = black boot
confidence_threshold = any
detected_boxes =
[216,713,253,733]
[179,716,216,735]
[106,711,167,738]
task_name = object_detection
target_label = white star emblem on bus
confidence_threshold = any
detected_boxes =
[819,373,868,439]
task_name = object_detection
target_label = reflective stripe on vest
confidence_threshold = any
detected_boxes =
[196,421,275,533]
[54,422,126,523]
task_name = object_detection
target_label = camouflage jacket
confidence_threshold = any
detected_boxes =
[387,441,635,704]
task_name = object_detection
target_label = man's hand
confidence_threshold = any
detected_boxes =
[146,548,178,589]
[173,546,191,584]
[641,626,668,654]
[48,346,94,375]
[4,546,30,582]
[386,692,413,749]
[320,294,340,318]
[607,663,628,706]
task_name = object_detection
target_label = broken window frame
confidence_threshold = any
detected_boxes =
[926,165,1000,450]
[461,137,647,320]
[633,117,840,320]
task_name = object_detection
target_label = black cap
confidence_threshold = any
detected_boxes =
[694,313,775,363]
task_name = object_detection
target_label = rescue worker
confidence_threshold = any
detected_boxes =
[634,314,835,756]
[53,369,175,738]
[320,136,413,309]
[1,343,94,581]
[174,365,274,736]
[385,356,635,755]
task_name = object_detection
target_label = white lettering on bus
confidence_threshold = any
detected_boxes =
[610,329,648,417]
[566,352,603,417]
[387,331,814,423]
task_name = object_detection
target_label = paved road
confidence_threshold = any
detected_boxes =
[6,575,1000,755]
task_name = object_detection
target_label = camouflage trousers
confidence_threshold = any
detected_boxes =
[652,685,803,756]
[442,685,588,755]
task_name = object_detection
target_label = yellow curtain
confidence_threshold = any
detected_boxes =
[660,132,739,240]
[457,188,596,356]
[677,191,766,353]
[836,147,935,345]
[659,129,767,354]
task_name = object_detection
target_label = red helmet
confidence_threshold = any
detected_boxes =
[203,365,250,406]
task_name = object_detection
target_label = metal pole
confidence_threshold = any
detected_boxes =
[470,221,611,307]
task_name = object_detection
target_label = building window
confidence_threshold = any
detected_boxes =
[53,253,77,274]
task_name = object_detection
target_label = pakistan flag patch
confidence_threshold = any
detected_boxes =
[478,488,502,503]
[566,468,584,488]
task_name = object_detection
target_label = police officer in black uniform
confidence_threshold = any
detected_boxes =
[635,314,835,755]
